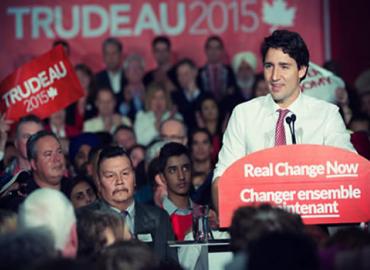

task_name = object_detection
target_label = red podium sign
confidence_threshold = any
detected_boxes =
[218,145,370,227]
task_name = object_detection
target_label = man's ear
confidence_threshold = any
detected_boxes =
[30,159,37,171]
[298,65,308,80]
[157,173,167,186]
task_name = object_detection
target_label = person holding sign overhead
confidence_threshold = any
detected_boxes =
[212,30,356,212]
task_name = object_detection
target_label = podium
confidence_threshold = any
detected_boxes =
[218,145,370,227]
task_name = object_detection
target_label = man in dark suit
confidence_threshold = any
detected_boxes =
[95,37,127,106]
[79,146,178,262]
[197,35,236,102]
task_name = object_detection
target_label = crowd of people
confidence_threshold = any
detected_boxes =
[0,31,369,270]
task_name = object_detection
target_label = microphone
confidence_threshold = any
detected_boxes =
[285,114,297,144]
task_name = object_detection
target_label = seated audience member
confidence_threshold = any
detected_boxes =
[119,54,146,121]
[229,204,304,253]
[158,142,193,240]
[160,118,188,145]
[46,109,80,139]
[128,144,146,169]
[76,209,130,258]
[66,63,98,130]
[196,95,224,161]
[171,58,205,129]
[97,240,160,270]
[189,128,214,176]
[69,133,101,176]
[134,83,182,146]
[141,140,169,206]
[144,35,177,92]
[95,37,126,100]
[85,147,103,192]
[225,204,305,270]
[251,72,269,97]
[198,35,236,102]
[359,91,370,118]
[82,146,178,262]
[0,142,17,172]
[65,176,97,209]
[231,51,257,101]
[46,109,79,155]
[0,131,68,212]
[349,113,370,133]
[0,209,17,234]
[2,115,43,175]
[220,51,257,116]
[0,227,56,270]
[320,227,370,270]
[113,125,137,151]
[18,188,78,258]
[83,88,131,133]
[247,232,319,270]
[349,114,370,160]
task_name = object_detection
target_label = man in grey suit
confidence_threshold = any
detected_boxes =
[80,145,178,262]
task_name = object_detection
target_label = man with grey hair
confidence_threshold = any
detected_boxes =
[119,54,146,121]
[0,130,68,211]
[18,188,78,258]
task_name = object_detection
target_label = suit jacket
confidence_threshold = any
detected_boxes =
[79,199,178,262]
[95,69,126,110]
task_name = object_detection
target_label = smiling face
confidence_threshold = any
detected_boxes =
[98,155,135,210]
[263,48,307,108]
[161,154,192,198]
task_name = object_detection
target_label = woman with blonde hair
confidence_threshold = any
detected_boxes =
[134,83,182,146]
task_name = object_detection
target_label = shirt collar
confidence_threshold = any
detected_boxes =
[265,91,304,116]
[162,196,193,216]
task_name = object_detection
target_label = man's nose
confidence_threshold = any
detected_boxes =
[271,67,279,81]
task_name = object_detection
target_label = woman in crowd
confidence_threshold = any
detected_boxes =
[66,64,98,131]
[196,95,224,162]
[134,83,182,146]
[65,176,97,209]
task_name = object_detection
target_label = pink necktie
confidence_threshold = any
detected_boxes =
[275,109,289,146]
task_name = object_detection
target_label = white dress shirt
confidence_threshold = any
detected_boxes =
[108,71,122,94]
[213,92,355,180]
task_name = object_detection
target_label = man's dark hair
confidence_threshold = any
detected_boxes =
[176,58,197,71]
[103,37,123,53]
[152,36,171,49]
[158,142,191,173]
[97,146,132,176]
[0,227,56,270]
[248,232,319,270]
[16,114,43,139]
[113,125,135,139]
[229,204,304,253]
[205,35,224,50]
[76,209,124,258]
[26,130,60,161]
[189,128,212,148]
[97,240,160,270]
[261,30,310,80]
